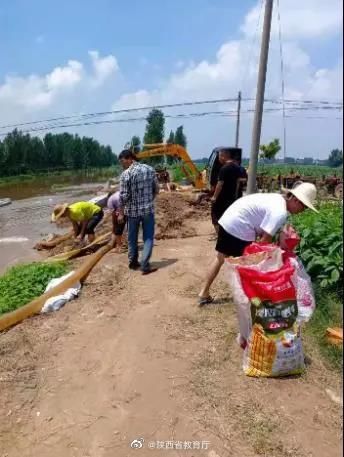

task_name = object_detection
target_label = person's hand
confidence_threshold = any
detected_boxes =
[117,213,124,223]
[210,196,217,204]
[74,236,85,246]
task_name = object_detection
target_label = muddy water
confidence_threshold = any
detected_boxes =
[0,177,116,273]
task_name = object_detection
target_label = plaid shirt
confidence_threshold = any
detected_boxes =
[120,162,159,217]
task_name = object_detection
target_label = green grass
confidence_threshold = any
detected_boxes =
[290,202,343,369]
[304,288,343,370]
[0,262,69,315]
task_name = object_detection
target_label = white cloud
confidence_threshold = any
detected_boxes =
[242,0,342,39]
[46,60,83,90]
[88,50,119,86]
[0,51,118,113]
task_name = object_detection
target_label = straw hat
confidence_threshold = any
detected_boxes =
[283,182,318,213]
[51,203,69,222]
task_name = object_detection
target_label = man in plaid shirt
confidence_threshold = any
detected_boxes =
[118,149,159,274]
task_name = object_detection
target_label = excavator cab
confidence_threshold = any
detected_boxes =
[207,147,242,191]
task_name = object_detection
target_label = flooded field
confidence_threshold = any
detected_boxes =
[0,175,116,273]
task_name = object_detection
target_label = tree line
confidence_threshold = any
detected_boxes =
[0,108,189,177]
[258,139,343,167]
[0,129,117,177]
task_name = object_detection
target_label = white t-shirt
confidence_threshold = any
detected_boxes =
[219,193,288,241]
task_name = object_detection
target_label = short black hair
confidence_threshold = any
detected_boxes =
[219,148,235,159]
[118,149,136,160]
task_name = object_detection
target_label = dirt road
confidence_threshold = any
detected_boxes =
[0,200,342,457]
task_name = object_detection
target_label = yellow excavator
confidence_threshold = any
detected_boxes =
[136,143,243,192]
[136,143,206,190]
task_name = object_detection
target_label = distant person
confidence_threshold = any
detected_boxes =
[118,149,159,275]
[158,167,171,192]
[210,149,243,233]
[198,183,318,305]
[51,201,104,244]
[107,191,126,252]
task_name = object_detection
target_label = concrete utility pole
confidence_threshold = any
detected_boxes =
[235,91,242,148]
[247,0,274,194]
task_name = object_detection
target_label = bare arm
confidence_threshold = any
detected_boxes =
[153,175,160,198]
[78,220,89,240]
[72,221,80,237]
[259,231,273,243]
[211,181,224,202]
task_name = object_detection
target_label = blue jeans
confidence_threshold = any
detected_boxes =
[127,212,155,272]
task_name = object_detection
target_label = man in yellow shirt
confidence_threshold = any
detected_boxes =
[51,201,104,244]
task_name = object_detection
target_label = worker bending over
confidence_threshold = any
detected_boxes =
[107,191,126,251]
[198,183,318,305]
[51,201,104,244]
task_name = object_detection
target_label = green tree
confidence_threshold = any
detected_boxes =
[259,138,281,161]
[328,149,343,167]
[174,125,187,148]
[130,135,141,154]
[0,141,6,172]
[26,136,45,170]
[167,130,175,144]
[143,109,165,146]
[0,129,117,177]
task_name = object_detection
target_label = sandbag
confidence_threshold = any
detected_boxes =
[225,243,315,378]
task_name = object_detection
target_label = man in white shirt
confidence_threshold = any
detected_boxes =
[198,183,318,305]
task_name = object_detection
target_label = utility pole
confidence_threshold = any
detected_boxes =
[247,0,274,194]
[235,91,241,148]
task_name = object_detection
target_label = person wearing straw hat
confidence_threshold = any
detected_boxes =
[198,182,318,306]
[51,201,104,244]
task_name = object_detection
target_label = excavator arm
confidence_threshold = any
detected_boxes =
[136,144,205,189]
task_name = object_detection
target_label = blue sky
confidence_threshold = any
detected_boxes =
[0,0,342,159]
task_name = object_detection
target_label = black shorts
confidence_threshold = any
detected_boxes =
[76,210,104,235]
[215,225,251,257]
[211,202,231,226]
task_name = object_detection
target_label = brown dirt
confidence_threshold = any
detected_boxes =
[0,193,342,457]
[41,193,210,257]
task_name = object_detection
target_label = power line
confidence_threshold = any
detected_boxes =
[0,105,341,137]
[0,96,342,132]
[0,97,246,130]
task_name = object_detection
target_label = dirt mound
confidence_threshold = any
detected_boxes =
[155,192,208,240]
[37,192,209,257]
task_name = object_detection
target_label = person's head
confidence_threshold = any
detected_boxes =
[51,203,69,223]
[118,149,136,169]
[284,182,318,215]
[218,149,235,165]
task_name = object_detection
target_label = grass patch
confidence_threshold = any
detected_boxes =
[0,262,68,315]
[304,287,343,370]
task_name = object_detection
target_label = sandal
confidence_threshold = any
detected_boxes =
[198,296,214,306]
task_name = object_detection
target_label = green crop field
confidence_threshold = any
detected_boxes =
[291,202,343,369]
[256,164,342,177]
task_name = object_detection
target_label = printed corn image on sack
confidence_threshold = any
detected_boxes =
[225,243,314,378]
